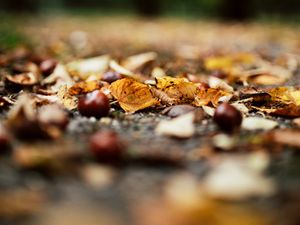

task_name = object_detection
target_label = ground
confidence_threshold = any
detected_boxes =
[0,15,300,225]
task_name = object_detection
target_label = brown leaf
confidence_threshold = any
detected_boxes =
[155,76,197,104]
[110,78,158,113]
[253,104,300,118]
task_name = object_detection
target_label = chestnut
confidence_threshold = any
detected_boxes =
[213,103,242,133]
[89,130,124,161]
[40,59,57,75]
[162,105,195,118]
[101,71,122,84]
[78,90,110,119]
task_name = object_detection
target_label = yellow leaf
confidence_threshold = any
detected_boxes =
[268,87,300,106]
[110,78,158,113]
[155,76,197,103]
[204,53,255,71]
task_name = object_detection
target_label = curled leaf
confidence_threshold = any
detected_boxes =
[67,55,110,80]
[109,60,134,76]
[208,76,234,92]
[68,80,103,95]
[121,52,157,72]
[42,64,74,91]
[6,72,39,86]
[194,88,231,107]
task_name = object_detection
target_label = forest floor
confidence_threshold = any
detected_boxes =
[1,16,300,225]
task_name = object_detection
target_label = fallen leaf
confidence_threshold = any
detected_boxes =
[253,104,300,118]
[204,53,255,72]
[121,52,157,71]
[151,67,166,78]
[109,60,134,76]
[42,64,74,91]
[155,112,195,138]
[161,105,195,118]
[268,87,300,106]
[57,85,78,110]
[194,88,231,107]
[208,76,234,92]
[203,155,275,200]
[242,117,278,131]
[6,72,39,86]
[67,55,110,80]
[155,76,198,104]
[110,78,158,113]
[68,80,103,95]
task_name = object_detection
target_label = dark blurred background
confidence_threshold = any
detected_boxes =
[0,0,300,20]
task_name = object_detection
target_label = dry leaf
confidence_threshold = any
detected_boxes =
[268,87,300,106]
[6,72,39,86]
[203,155,275,200]
[194,88,231,107]
[110,78,158,113]
[67,55,110,80]
[68,80,103,95]
[57,85,78,110]
[155,76,197,104]
[155,112,195,138]
[242,117,278,131]
[151,67,166,78]
[208,76,234,92]
[121,52,157,71]
[42,64,74,91]
[204,53,255,72]
[109,60,134,76]
[253,104,300,118]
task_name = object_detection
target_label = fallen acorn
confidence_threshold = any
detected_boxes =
[162,105,195,118]
[89,130,125,162]
[0,124,11,150]
[39,59,57,76]
[101,71,123,83]
[213,103,242,133]
[78,90,110,119]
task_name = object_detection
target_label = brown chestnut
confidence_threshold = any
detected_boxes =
[213,103,242,133]
[162,105,195,118]
[89,130,124,161]
[78,90,110,119]
[40,59,57,75]
[101,71,123,84]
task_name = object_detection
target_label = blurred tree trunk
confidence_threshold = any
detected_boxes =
[4,0,38,13]
[218,0,252,21]
[133,0,161,17]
